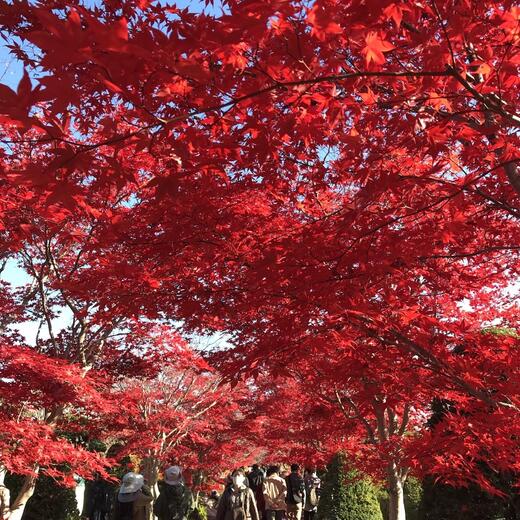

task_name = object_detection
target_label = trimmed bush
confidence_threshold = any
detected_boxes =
[318,453,383,520]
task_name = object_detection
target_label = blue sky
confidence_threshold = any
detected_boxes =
[0,43,23,89]
[1,258,75,344]
[2,255,231,349]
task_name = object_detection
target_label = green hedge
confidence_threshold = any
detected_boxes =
[318,453,383,520]
[404,477,423,520]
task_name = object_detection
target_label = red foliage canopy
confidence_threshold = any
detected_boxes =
[0,0,518,504]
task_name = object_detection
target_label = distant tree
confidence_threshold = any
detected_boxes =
[102,339,251,499]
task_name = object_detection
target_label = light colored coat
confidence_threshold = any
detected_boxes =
[263,475,287,511]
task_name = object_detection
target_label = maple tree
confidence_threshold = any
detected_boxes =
[0,194,195,519]
[232,326,519,518]
[0,2,519,520]
[240,350,424,520]
[0,195,251,519]
[102,334,251,496]
[0,258,112,520]
[0,249,248,519]
[0,337,111,520]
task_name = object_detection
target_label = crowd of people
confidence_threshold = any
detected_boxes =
[84,464,321,520]
[213,464,321,520]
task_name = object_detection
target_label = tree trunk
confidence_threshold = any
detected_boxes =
[7,471,39,520]
[387,465,406,520]
[74,476,86,518]
[141,456,160,520]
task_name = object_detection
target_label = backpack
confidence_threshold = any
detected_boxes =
[308,487,318,507]
[232,505,246,520]
[225,488,248,520]
[231,489,247,520]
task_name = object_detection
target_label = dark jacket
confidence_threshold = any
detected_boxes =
[285,473,305,505]
[153,482,193,520]
[83,479,115,519]
[215,486,260,520]
[247,469,264,494]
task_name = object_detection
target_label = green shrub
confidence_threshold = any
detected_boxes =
[318,453,383,520]
[376,476,422,520]
[404,477,422,520]
[377,487,389,520]
[189,501,209,520]
[419,477,510,520]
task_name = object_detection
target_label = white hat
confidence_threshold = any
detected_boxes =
[120,472,144,494]
[164,466,182,485]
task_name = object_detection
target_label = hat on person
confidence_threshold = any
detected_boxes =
[164,465,182,485]
[120,472,144,494]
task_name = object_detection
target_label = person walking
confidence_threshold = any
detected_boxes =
[82,474,115,520]
[247,465,264,495]
[285,465,305,520]
[113,472,153,520]
[216,469,259,520]
[248,465,265,519]
[262,466,287,520]
[153,466,194,520]
[303,470,320,520]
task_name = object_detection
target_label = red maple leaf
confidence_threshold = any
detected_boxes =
[363,32,395,66]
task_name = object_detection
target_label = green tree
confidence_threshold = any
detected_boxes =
[318,454,383,520]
